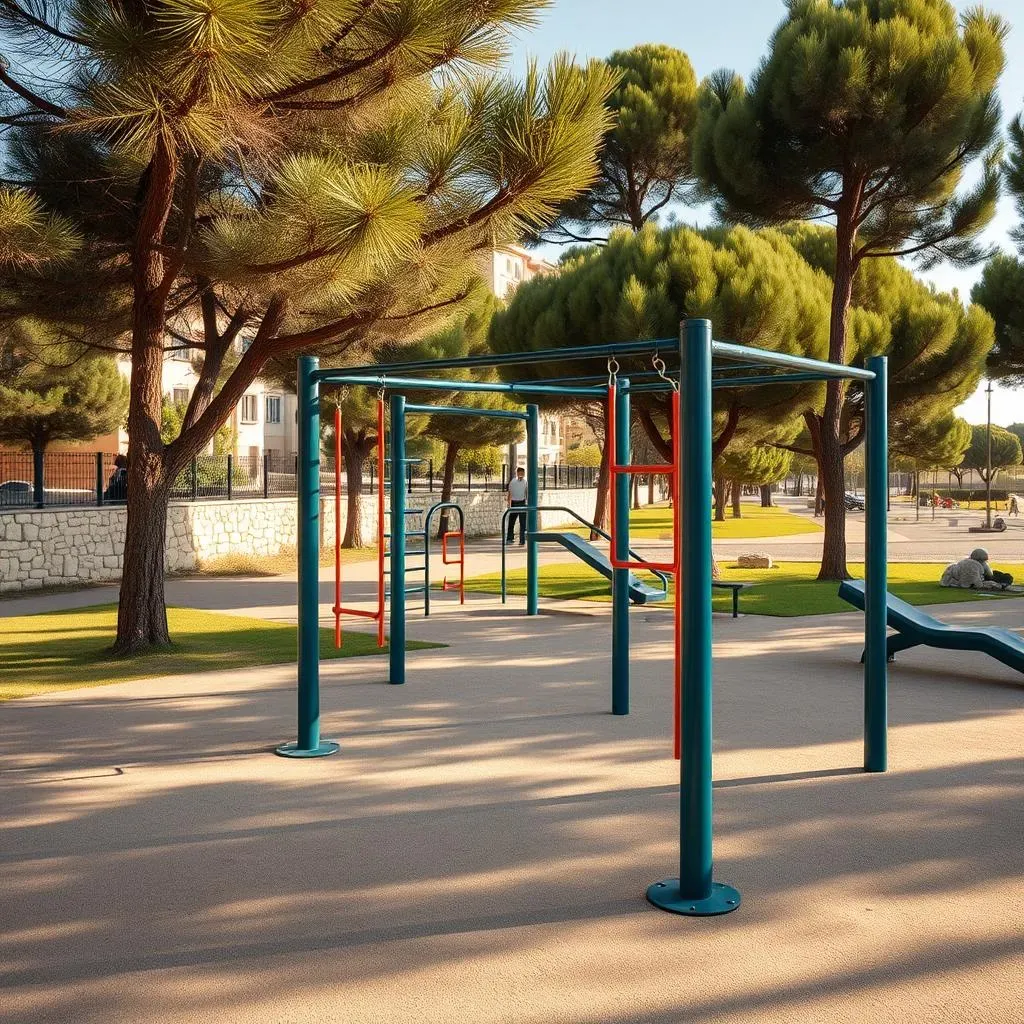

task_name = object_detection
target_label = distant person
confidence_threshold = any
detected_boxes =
[940,548,1013,590]
[104,454,127,502]
[506,467,528,546]
[1009,494,1020,517]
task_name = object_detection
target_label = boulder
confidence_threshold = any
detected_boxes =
[736,553,773,569]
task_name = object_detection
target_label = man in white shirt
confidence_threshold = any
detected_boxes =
[506,467,528,545]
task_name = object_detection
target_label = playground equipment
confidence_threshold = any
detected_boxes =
[423,501,465,615]
[839,579,1024,675]
[499,504,670,605]
[277,319,891,920]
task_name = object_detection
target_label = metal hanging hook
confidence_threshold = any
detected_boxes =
[377,375,386,401]
[607,356,620,388]
[652,352,679,393]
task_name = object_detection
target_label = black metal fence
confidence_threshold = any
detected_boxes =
[1,452,601,509]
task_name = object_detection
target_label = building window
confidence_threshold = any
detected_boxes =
[170,346,194,362]
[172,388,189,407]
[240,394,258,423]
[265,395,282,424]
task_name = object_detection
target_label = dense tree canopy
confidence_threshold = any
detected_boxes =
[694,0,1006,578]
[972,253,1024,388]
[0,335,128,454]
[0,0,615,650]
[962,424,1023,484]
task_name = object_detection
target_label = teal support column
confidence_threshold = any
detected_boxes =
[611,378,631,715]
[276,355,338,758]
[647,319,739,916]
[526,403,540,616]
[389,395,407,684]
[864,355,888,772]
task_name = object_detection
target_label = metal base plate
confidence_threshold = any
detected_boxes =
[646,879,741,916]
[274,741,340,758]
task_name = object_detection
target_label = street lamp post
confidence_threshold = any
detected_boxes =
[985,379,993,530]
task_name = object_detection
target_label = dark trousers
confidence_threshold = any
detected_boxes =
[991,570,1014,588]
[507,500,526,544]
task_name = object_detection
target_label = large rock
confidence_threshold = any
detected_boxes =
[737,553,773,569]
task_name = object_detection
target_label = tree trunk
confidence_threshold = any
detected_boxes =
[814,202,860,581]
[438,442,459,538]
[342,430,374,548]
[631,474,640,510]
[648,473,654,505]
[731,479,742,518]
[815,474,824,517]
[760,484,773,508]
[714,476,727,522]
[591,428,611,539]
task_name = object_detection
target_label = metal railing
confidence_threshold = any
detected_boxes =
[499,504,670,604]
[1,450,602,509]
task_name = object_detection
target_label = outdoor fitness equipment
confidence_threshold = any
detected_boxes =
[277,319,891,921]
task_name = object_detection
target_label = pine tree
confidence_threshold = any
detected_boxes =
[0,1,615,651]
[962,424,1022,485]
[972,253,1024,386]
[694,0,1005,579]
[535,44,700,244]
[0,332,129,456]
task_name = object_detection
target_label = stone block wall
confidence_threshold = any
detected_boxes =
[0,486,656,593]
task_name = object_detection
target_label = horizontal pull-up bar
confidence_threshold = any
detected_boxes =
[404,403,528,421]
[314,338,678,380]
[318,374,604,398]
[711,340,875,380]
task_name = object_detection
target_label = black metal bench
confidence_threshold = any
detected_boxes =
[713,581,754,618]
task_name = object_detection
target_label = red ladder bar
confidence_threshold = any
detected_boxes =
[606,382,683,759]
[334,399,387,649]
[441,529,465,604]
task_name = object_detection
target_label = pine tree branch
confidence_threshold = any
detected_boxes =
[0,1,90,46]
[262,41,400,103]
[0,65,67,118]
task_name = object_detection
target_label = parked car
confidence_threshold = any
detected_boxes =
[843,492,865,511]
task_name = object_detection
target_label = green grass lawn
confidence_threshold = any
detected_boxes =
[567,502,822,542]
[467,561,1024,617]
[0,605,442,701]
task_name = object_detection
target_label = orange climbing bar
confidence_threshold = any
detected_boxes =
[333,398,387,648]
[441,529,465,604]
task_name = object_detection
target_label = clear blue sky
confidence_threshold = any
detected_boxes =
[507,0,1024,425]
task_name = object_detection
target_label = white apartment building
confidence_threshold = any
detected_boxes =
[485,244,556,300]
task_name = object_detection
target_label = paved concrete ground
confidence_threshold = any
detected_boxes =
[2,594,1022,1023]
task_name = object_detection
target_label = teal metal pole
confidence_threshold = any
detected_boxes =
[864,355,888,772]
[276,356,338,758]
[647,319,739,915]
[389,395,407,684]
[612,378,631,716]
[526,404,539,616]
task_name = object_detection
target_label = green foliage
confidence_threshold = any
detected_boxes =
[694,0,1005,271]
[491,222,845,454]
[160,398,233,454]
[1007,423,1024,448]
[963,424,1023,482]
[565,443,602,468]
[537,44,700,242]
[0,340,128,452]
[971,253,1024,385]
[891,413,971,471]
[716,444,792,487]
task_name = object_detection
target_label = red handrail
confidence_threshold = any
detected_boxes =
[441,529,465,604]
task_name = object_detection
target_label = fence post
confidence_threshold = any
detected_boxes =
[226,454,233,500]
[263,452,270,498]
[32,448,44,508]
[542,464,547,491]
[95,452,104,506]
[467,466,472,492]
[429,459,434,492]
[190,458,199,501]
[501,463,507,490]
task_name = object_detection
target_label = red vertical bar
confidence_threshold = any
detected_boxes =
[607,383,616,553]
[672,389,681,760]
[459,528,465,604]
[377,397,386,649]
[334,406,342,649]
